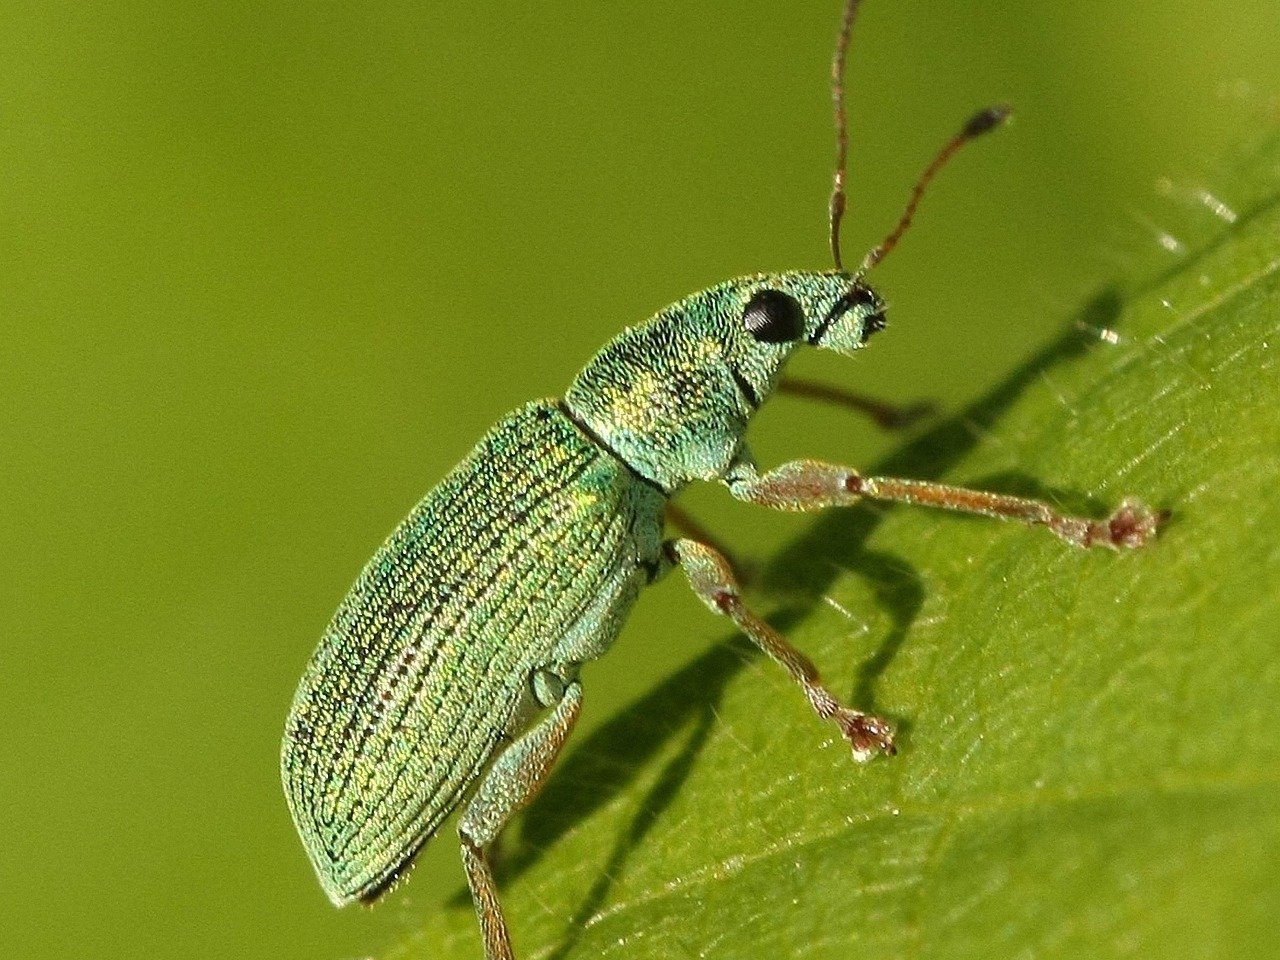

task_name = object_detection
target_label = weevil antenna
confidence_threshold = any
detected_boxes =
[859,104,1011,274]
[828,0,866,274]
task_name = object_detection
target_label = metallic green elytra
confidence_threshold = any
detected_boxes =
[282,4,1160,958]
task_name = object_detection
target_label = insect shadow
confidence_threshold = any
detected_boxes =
[446,287,1124,947]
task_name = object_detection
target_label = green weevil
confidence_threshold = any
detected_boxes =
[281,2,1160,957]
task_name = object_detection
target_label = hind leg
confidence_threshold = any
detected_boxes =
[458,679,583,960]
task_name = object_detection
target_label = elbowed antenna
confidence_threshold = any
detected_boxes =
[826,0,1010,276]
[828,0,866,274]
[859,104,1011,273]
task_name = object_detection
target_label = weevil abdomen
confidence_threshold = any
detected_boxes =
[282,399,665,904]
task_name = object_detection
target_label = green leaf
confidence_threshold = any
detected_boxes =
[383,136,1280,960]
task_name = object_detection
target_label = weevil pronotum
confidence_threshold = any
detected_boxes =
[281,2,1160,957]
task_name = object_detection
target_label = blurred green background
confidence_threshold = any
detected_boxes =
[3,1,1278,958]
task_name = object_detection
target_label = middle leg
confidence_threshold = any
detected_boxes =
[668,537,895,760]
[665,502,755,584]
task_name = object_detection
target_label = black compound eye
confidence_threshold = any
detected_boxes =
[743,289,805,344]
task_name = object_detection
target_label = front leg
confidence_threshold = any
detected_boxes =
[726,459,1161,550]
[669,537,895,760]
[459,678,583,960]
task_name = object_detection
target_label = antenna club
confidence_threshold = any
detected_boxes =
[963,104,1013,139]
[859,101,1013,274]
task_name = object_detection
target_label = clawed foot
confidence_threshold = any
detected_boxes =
[1088,497,1166,550]
[836,709,896,762]
[1053,497,1165,550]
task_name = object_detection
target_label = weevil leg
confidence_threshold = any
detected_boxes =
[668,537,895,760]
[665,502,730,557]
[777,377,936,430]
[726,459,1162,550]
[459,680,583,960]
[665,502,750,581]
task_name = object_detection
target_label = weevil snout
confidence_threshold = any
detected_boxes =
[861,304,887,340]
[803,277,886,357]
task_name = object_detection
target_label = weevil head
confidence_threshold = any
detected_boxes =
[701,268,888,412]
[738,269,887,360]
[564,270,884,491]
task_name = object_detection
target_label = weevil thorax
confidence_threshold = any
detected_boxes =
[564,270,884,491]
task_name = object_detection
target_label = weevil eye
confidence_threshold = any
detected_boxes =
[743,289,805,343]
